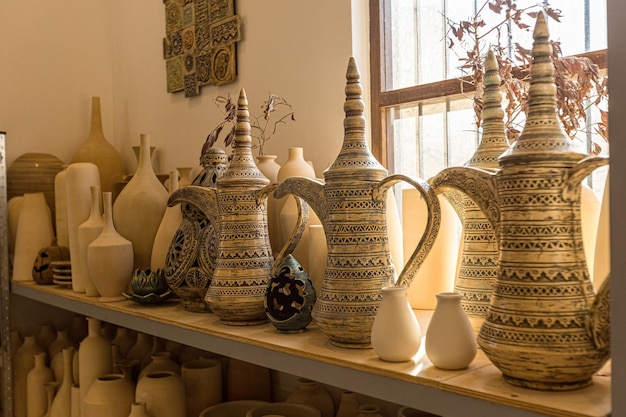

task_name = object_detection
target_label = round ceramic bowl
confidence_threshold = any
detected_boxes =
[200,401,269,417]
[246,402,321,417]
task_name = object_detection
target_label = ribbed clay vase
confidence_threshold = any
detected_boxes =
[26,352,54,417]
[72,96,127,193]
[12,192,54,282]
[425,292,476,370]
[151,171,183,270]
[114,134,168,270]
[78,185,104,296]
[79,318,113,416]
[371,286,422,362]
[13,335,45,417]
[66,162,101,293]
[286,378,334,417]
[135,371,186,417]
[88,192,134,302]
[84,373,135,417]
[181,359,223,417]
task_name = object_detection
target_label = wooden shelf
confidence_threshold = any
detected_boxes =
[11,281,611,417]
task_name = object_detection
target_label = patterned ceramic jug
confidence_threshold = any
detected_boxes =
[169,89,308,325]
[274,57,441,348]
[430,12,610,390]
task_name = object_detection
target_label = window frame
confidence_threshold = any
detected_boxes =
[368,0,608,170]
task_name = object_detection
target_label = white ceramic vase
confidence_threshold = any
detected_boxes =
[403,190,459,309]
[594,175,610,290]
[181,358,222,417]
[256,154,282,255]
[88,192,134,302]
[371,286,422,362]
[79,318,113,416]
[65,162,101,293]
[84,373,135,417]
[135,371,186,417]
[13,334,45,417]
[12,192,54,281]
[54,166,70,248]
[48,347,75,417]
[78,185,104,297]
[26,352,54,417]
[425,292,477,370]
[277,147,319,271]
[151,171,183,270]
[113,134,168,270]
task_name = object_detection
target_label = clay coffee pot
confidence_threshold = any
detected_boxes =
[430,12,610,390]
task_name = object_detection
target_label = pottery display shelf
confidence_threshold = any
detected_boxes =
[11,281,610,417]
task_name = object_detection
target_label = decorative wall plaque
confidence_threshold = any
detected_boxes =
[163,0,241,97]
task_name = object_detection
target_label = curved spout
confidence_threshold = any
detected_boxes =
[374,174,441,288]
[429,166,500,238]
[273,176,328,225]
[168,185,218,225]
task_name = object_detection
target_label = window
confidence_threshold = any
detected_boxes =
[369,0,608,192]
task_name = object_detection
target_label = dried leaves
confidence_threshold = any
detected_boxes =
[446,0,608,151]
[203,93,295,156]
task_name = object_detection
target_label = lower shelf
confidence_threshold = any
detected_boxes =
[11,281,611,417]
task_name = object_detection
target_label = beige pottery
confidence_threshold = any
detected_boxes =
[127,402,154,417]
[138,352,180,381]
[425,292,476,370]
[49,348,74,417]
[247,403,320,417]
[371,286,422,362]
[84,374,135,417]
[151,171,183,269]
[77,185,104,296]
[356,404,383,417]
[113,134,168,270]
[72,96,126,193]
[12,192,54,282]
[13,335,45,417]
[66,162,101,293]
[26,352,54,417]
[88,191,134,302]
[181,359,222,417]
[336,391,360,417]
[135,371,186,417]
[285,378,334,417]
[54,166,70,248]
[226,358,272,402]
[200,400,268,417]
[78,318,113,416]
[256,154,282,255]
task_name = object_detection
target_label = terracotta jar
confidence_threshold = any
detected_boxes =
[135,371,186,417]
[84,373,135,417]
[286,378,334,417]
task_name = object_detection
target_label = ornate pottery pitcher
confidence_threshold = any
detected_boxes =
[169,89,308,325]
[430,13,610,390]
[273,57,441,348]
[442,50,510,331]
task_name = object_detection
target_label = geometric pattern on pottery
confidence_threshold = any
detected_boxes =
[165,219,200,288]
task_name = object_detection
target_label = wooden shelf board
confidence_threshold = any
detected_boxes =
[11,281,611,417]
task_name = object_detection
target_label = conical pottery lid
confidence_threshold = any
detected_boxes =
[465,50,510,169]
[217,89,270,189]
[499,11,587,165]
[323,57,388,182]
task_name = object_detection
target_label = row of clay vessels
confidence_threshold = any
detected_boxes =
[14,317,430,417]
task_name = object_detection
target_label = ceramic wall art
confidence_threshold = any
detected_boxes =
[430,13,610,390]
[273,57,440,347]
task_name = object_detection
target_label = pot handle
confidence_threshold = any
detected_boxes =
[257,184,310,275]
[373,174,441,288]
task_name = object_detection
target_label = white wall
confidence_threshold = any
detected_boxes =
[1,0,369,178]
